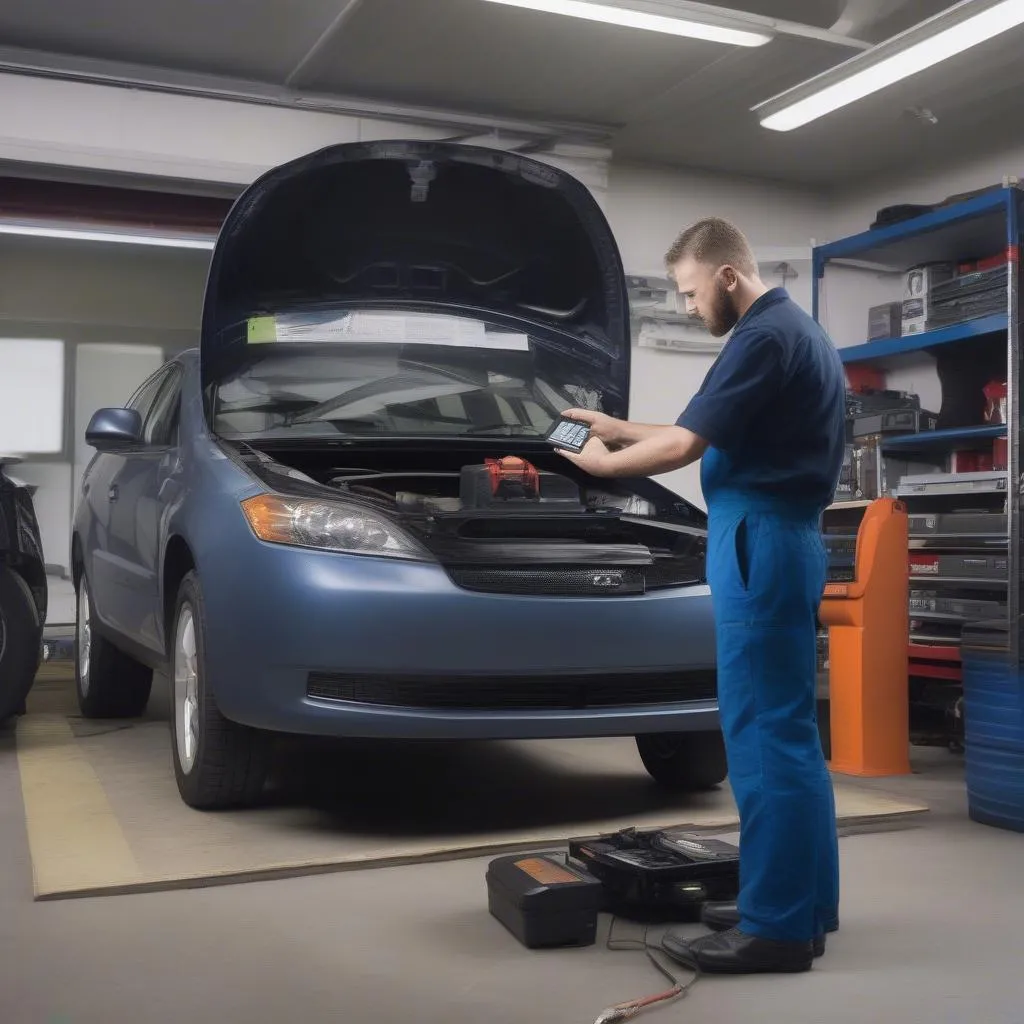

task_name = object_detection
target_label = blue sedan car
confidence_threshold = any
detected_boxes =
[73,141,721,810]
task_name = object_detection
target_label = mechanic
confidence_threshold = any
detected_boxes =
[560,217,845,975]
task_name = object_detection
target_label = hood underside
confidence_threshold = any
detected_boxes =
[201,141,631,417]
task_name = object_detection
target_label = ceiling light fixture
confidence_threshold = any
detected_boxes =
[754,0,1024,131]
[0,221,216,249]
[480,0,772,47]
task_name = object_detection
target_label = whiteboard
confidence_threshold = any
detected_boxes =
[0,339,65,455]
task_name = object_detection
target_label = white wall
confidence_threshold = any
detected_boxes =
[830,141,1024,241]
[0,71,612,202]
[0,236,209,330]
[1,237,209,572]
[606,161,828,507]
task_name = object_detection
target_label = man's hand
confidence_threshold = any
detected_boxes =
[558,425,709,480]
[562,409,628,448]
[563,410,680,449]
[557,436,615,477]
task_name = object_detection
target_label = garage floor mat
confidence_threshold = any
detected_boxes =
[17,675,929,900]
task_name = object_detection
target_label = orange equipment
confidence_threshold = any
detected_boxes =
[485,456,540,499]
[819,497,911,777]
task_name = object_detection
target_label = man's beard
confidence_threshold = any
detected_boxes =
[702,282,740,338]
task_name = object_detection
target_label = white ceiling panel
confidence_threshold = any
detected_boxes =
[295,0,800,124]
[613,22,1024,187]
[0,0,349,80]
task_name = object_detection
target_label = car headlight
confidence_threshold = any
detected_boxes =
[240,494,431,561]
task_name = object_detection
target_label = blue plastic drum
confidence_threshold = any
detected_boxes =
[961,622,1024,833]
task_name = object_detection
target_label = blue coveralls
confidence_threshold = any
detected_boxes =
[677,288,846,944]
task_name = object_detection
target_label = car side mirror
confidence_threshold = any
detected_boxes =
[85,408,143,452]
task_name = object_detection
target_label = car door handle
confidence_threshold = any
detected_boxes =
[108,484,119,502]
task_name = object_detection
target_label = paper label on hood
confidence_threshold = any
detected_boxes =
[246,310,530,350]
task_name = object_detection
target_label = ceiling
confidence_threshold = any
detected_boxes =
[0,0,1018,188]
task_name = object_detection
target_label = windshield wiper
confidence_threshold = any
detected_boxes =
[464,424,542,436]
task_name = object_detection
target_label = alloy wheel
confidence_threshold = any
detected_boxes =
[77,581,92,696]
[174,605,199,775]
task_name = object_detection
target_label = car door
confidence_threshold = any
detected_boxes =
[99,365,184,651]
[85,367,173,634]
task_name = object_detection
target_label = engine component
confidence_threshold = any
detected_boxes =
[460,456,582,511]
[394,493,461,514]
[487,456,539,499]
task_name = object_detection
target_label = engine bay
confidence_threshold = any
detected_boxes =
[235,443,707,593]
[329,456,652,517]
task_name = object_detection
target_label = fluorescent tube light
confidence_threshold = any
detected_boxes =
[0,222,216,249]
[481,0,772,46]
[756,0,1024,131]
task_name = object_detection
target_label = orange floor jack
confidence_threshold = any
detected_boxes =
[820,497,912,777]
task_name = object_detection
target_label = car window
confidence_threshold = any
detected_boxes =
[211,309,609,441]
[144,368,183,446]
[126,366,174,421]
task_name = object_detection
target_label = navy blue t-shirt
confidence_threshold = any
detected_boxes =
[677,288,846,510]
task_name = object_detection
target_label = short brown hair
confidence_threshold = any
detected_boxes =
[665,217,757,276]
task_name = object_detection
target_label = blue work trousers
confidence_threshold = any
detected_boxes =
[706,492,839,943]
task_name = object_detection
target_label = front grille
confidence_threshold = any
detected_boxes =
[449,562,702,597]
[451,566,645,596]
[307,669,717,710]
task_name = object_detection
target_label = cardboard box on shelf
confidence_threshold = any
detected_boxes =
[904,263,956,302]
[868,301,902,340]
[901,299,928,336]
[901,262,956,336]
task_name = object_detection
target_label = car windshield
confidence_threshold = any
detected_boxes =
[213,308,606,440]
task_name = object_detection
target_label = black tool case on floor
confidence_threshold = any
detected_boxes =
[486,854,603,948]
[567,828,740,922]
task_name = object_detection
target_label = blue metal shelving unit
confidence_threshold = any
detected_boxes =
[882,424,1007,453]
[815,184,1024,832]
[838,315,1008,364]
[814,188,1012,267]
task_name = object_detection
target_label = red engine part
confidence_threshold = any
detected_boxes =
[485,456,540,498]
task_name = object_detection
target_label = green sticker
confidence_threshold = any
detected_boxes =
[247,316,278,344]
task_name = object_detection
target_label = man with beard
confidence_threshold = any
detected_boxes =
[560,217,845,975]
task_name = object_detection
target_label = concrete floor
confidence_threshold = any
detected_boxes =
[1,735,1022,1024]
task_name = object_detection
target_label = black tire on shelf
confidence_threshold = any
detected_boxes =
[0,564,42,724]
[75,574,153,719]
[636,730,728,791]
[170,571,270,810]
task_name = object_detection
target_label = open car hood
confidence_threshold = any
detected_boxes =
[200,141,631,417]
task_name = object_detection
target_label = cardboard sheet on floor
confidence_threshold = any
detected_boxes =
[17,676,929,901]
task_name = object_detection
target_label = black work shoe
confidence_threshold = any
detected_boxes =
[661,927,814,975]
[702,901,835,955]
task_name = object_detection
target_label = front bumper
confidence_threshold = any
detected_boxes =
[198,538,718,740]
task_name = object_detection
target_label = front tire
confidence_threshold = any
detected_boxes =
[76,574,152,719]
[636,730,728,791]
[171,571,270,810]
[0,564,42,724]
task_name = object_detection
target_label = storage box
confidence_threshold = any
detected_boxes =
[901,262,955,335]
[568,830,739,922]
[904,263,956,302]
[851,408,938,439]
[901,297,928,336]
[868,301,902,340]
[950,449,994,474]
[907,512,1007,537]
[486,854,602,949]
[909,552,1008,580]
